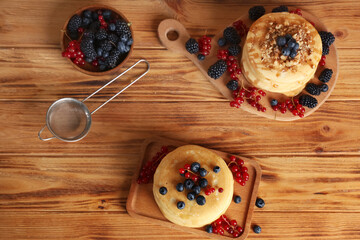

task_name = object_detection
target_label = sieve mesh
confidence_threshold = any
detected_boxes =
[47,99,90,140]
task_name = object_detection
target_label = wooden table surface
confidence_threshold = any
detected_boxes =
[0,0,359,239]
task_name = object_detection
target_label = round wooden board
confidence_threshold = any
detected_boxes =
[157,7,338,121]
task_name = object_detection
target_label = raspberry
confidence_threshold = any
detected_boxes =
[318,31,335,46]
[249,6,265,21]
[272,5,288,12]
[67,15,82,33]
[207,60,227,79]
[223,27,240,44]
[299,94,318,108]
[185,38,199,54]
[318,68,333,83]
[306,83,321,96]
[228,44,241,56]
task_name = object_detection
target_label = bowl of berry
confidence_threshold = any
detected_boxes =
[61,5,134,75]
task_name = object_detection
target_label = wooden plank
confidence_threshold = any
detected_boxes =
[0,155,359,212]
[0,0,359,48]
[0,101,359,155]
[0,48,358,101]
[0,211,359,239]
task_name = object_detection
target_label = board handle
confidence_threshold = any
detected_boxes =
[157,19,191,54]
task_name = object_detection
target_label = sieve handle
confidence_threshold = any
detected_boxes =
[82,59,150,114]
[38,125,56,141]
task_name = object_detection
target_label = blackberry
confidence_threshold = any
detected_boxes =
[197,54,205,61]
[96,28,108,40]
[226,80,238,90]
[115,20,132,39]
[320,84,329,92]
[83,30,95,40]
[81,17,91,27]
[185,38,199,54]
[318,31,335,46]
[207,60,227,79]
[299,94,318,108]
[223,27,240,44]
[99,40,113,52]
[80,38,97,61]
[89,21,100,32]
[205,225,213,233]
[253,225,261,234]
[272,5,288,12]
[318,68,333,83]
[218,37,226,47]
[67,15,82,33]
[306,83,321,96]
[228,44,241,56]
[108,33,119,44]
[249,6,265,21]
[322,45,329,55]
[255,198,265,208]
[105,49,121,69]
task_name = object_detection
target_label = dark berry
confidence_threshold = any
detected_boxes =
[205,225,213,233]
[281,47,290,56]
[276,36,286,47]
[197,54,205,60]
[83,30,95,40]
[102,10,112,20]
[196,195,206,206]
[99,64,107,71]
[115,20,132,39]
[234,195,242,204]
[272,5,289,12]
[91,11,98,21]
[184,179,194,190]
[285,34,292,41]
[293,42,300,51]
[102,51,109,58]
[299,94,318,108]
[89,21,100,32]
[318,31,335,46]
[67,15,82,33]
[187,192,196,201]
[218,37,226,47]
[96,48,103,57]
[192,185,201,195]
[105,49,121,69]
[190,162,200,173]
[177,201,185,210]
[287,39,296,48]
[306,83,321,96]
[100,40,113,52]
[185,38,199,54]
[199,178,208,188]
[96,28,108,40]
[159,187,167,195]
[270,99,278,106]
[320,84,328,92]
[80,38,97,61]
[318,68,333,83]
[226,80,238,91]
[117,41,126,53]
[199,168,207,177]
[120,33,129,43]
[208,60,227,79]
[249,6,265,21]
[108,23,116,32]
[255,198,265,208]
[213,166,220,173]
[290,49,297,58]
[176,183,184,192]
[223,27,240,44]
[253,225,261,234]
[82,10,92,19]
[81,17,91,27]
[228,44,241,56]
[126,38,133,46]
[322,45,329,55]
[108,33,119,43]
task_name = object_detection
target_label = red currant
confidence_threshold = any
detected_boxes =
[230,220,237,227]
[184,164,191,170]
[235,177,243,184]
[179,168,185,174]
[299,113,304,118]
[241,167,248,173]
[292,110,298,116]
[319,59,326,66]
[218,188,223,193]
[235,172,242,178]
[205,190,211,195]
[215,218,222,225]
[236,226,243,233]
[185,172,191,178]
[242,172,249,181]
[280,108,287,114]
[231,165,239,172]
[236,68,242,75]
[191,175,199,182]
[233,231,240,237]
[273,105,279,111]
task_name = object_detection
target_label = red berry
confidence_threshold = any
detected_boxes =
[218,188,223,193]
[285,99,291,105]
[241,167,248,173]
[79,60,85,65]
[205,190,211,195]
[73,59,79,65]
[185,172,191,178]
[228,228,234,234]
[273,105,279,111]
[68,47,75,53]
[235,172,242,178]
[236,226,243,233]
[211,187,215,193]
[292,110,298,116]
[319,59,326,66]
[226,60,232,66]
[236,158,244,166]
[230,156,236,162]
[77,27,84,33]
[280,102,286,109]
[235,177,243,184]
[212,225,218,233]
[235,97,244,104]
[296,104,302,110]
[233,231,240,237]
[235,68,242,75]
[250,101,257,107]
[321,55,326,61]
[62,51,68,57]
[218,227,224,235]
[231,165,239,173]
[230,101,236,107]
[261,107,266,112]
[206,37,211,44]
[191,175,199,182]
[280,108,287,114]
[184,164,191,170]
[256,95,261,102]
[161,146,168,153]
[231,63,237,69]
[223,224,230,231]
[301,108,306,113]
[299,113,304,118]
[288,104,294,110]
[92,60,98,67]
[68,41,76,47]
[230,220,237,227]
[242,172,249,181]
[230,73,237,80]
[215,218,222,225]
[179,168,185,174]
[221,215,228,221]
[228,56,235,61]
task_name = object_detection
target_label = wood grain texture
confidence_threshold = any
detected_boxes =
[0,48,358,101]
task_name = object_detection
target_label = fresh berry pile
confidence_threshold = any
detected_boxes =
[276,34,299,58]
[62,40,85,65]
[228,156,249,186]
[185,35,212,60]
[270,98,306,117]
[205,214,243,237]
[63,8,133,71]
[231,86,267,112]
[137,146,169,184]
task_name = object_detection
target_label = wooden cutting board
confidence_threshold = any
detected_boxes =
[157,7,338,121]
[126,136,262,240]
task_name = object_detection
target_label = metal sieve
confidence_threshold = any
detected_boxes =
[38,59,150,142]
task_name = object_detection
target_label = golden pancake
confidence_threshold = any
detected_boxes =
[153,145,234,228]
[241,12,322,96]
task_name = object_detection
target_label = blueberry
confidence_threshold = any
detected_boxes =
[99,64,107,71]
[85,57,93,63]
[91,12,98,21]
[290,49,297,58]
[120,34,129,43]
[83,10,92,19]
[126,38,134,46]
[213,166,220,173]
[218,37,226,47]
[196,195,206,206]
[190,162,201,173]
[270,99,278,106]
[184,179,194,190]
[293,42,299,51]
[205,225,213,233]
[253,225,261,234]
[320,84,328,92]
[97,48,103,57]
[124,45,130,53]
[81,17,91,27]
[177,201,185,210]
[234,195,242,204]
[199,168,207,177]
[276,36,286,47]
[192,185,201,195]
[255,198,265,208]
[102,10,112,20]
[187,192,196,201]
[198,178,208,188]
[287,39,296,49]
[285,34,292,41]
[159,187,167,195]
[102,51,109,58]
[281,47,290,56]
[108,23,116,32]
[117,41,126,53]
[176,183,184,192]
[98,60,105,65]
[197,54,205,61]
